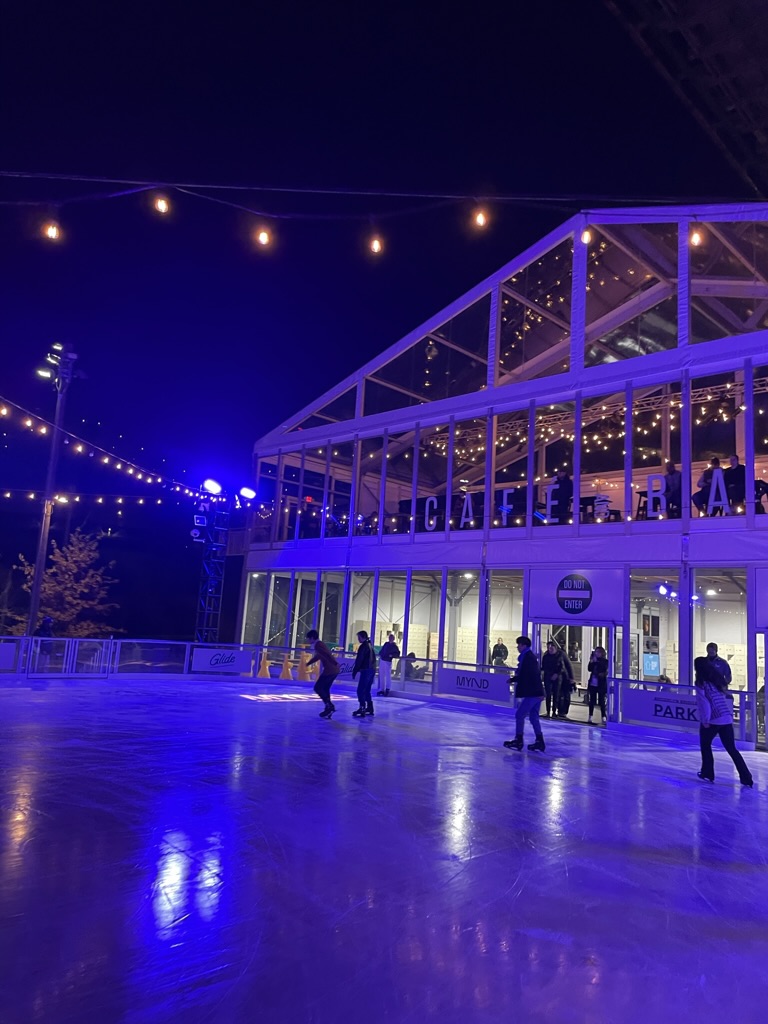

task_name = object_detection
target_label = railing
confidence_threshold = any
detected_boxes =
[0,637,758,743]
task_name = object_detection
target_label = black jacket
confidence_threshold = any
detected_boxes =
[541,650,573,685]
[378,640,400,662]
[491,642,508,662]
[352,640,376,678]
[587,656,609,688]
[512,648,544,698]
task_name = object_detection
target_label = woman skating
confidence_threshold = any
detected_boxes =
[587,646,609,725]
[694,656,753,786]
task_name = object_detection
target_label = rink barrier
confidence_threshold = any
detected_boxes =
[0,637,756,744]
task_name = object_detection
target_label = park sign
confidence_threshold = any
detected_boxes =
[622,687,699,729]
[528,568,623,622]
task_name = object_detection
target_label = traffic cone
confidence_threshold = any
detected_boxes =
[257,650,271,678]
[280,653,293,679]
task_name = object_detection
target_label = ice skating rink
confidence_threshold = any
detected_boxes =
[1,679,766,1024]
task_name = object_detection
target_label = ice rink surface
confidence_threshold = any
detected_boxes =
[1,678,766,1024]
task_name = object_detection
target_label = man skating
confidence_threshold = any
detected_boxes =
[503,636,546,752]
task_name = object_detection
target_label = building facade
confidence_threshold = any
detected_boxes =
[238,204,768,746]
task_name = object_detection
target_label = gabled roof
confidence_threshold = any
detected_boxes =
[255,202,768,452]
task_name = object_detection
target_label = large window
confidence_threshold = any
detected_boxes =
[374,572,407,649]
[276,452,302,542]
[347,571,375,651]
[585,223,677,367]
[690,373,744,517]
[491,411,528,529]
[692,569,748,690]
[486,571,523,667]
[580,392,625,522]
[631,382,682,520]
[325,442,355,538]
[242,572,267,644]
[354,436,384,536]
[498,237,572,384]
[628,570,680,684]
[288,572,318,647]
[451,417,487,532]
[444,570,480,665]
[690,221,768,344]
[416,424,449,533]
[298,447,326,540]
[534,401,575,527]
[408,572,441,661]
[266,572,292,648]
[317,572,345,647]
[383,431,414,535]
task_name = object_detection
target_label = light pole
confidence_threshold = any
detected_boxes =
[27,343,79,634]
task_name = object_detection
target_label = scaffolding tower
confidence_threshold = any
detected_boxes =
[194,502,230,643]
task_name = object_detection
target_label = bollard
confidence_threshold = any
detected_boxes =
[257,651,271,678]
[280,653,293,679]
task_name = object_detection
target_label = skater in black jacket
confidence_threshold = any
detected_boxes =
[503,637,546,752]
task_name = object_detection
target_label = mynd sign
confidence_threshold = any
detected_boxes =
[435,666,510,703]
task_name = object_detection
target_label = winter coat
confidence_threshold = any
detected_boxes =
[541,650,573,688]
[587,656,609,689]
[378,640,401,662]
[512,648,544,698]
[352,640,376,678]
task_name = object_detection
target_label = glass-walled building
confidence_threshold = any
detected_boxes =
[239,203,768,747]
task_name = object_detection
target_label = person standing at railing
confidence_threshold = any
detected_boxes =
[587,647,609,725]
[351,631,377,718]
[377,632,400,696]
[33,616,55,671]
[305,629,340,719]
[503,636,546,752]
[694,657,753,787]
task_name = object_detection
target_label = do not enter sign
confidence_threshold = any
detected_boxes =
[557,573,593,614]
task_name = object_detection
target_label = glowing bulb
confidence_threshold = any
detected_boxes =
[203,478,222,495]
[370,236,383,254]
[240,486,256,499]
[474,209,488,228]
[581,229,592,245]
[255,228,271,246]
[690,229,703,247]
[43,221,61,241]
[154,196,170,215]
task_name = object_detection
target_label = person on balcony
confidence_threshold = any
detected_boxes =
[724,455,746,511]
[692,457,719,515]
[552,468,573,524]
[664,461,682,516]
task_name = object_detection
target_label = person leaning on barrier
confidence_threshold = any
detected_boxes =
[377,631,400,696]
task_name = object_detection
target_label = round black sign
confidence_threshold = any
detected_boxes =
[556,573,593,614]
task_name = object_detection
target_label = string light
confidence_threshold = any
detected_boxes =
[42,221,61,241]
[580,229,593,245]
[369,235,383,254]
[255,227,271,247]
[690,228,703,246]
[154,195,171,215]
[473,209,488,228]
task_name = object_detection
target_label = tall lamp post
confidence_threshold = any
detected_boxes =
[27,343,78,634]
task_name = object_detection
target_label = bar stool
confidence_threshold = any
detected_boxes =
[635,490,648,520]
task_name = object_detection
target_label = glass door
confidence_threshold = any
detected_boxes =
[530,621,616,725]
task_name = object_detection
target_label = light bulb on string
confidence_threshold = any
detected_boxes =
[42,221,61,242]
[369,235,383,255]
[581,229,593,245]
[154,195,171,215]
[690,228,703,247]
[254,227,271,247]
[473,208,488,228]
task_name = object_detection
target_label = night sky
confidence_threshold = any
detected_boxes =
[0,1,751,636]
